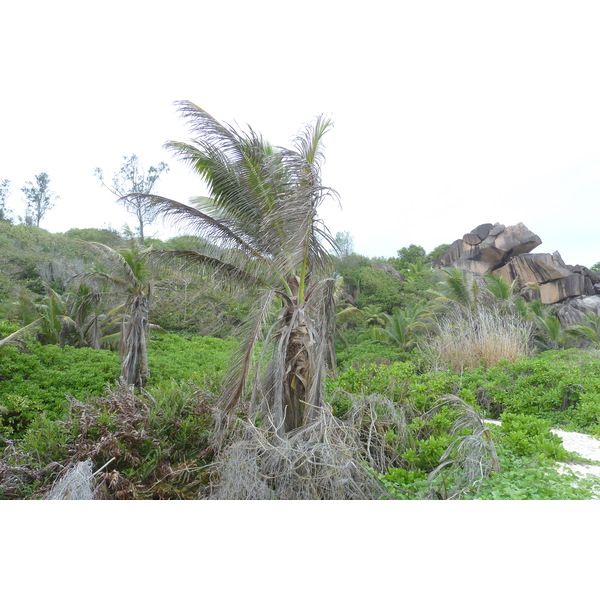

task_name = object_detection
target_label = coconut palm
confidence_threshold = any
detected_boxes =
[566,312,600,348]
[79,242,152,388]
[369,302,434,351]
[0,287,78,348]
[123,102,338,434]
[429,267,481,311]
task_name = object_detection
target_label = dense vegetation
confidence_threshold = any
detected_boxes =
[2,219,599,499]
[1,109,599,500]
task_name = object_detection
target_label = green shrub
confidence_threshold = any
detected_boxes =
[458,350,600,431]
[498,414,570,461]
[0,342,120,437]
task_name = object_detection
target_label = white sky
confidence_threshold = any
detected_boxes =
[1,1,599,266]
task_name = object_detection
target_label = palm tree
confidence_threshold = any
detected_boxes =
[429,267,481,311]
[0,287,78,348]
[566,312,600,348]
[361,304,386,328]
[369,302,434,351]
[79,242,152,388]
[123,102,338,434]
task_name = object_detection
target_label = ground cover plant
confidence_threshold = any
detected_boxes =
[2,321,600,499]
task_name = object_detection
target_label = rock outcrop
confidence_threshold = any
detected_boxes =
[434,222,599,323]
[556,296,600,326]
[371,262,406,282]
[433,222,542,274]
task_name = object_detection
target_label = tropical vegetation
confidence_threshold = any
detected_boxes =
[1,104,599,500]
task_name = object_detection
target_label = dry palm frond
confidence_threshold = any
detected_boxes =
[202,403,388,500]
[342,393,416,473]
[0,437,48,499]
[423,395,500,499]
[0,318,44,348]
[45,459,95,500]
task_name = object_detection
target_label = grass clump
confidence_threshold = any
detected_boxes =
[423,305,532,370]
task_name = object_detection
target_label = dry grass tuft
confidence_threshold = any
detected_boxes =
[423,305,532,370]
[0,437,56,499]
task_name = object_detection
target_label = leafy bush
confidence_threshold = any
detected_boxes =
[498,414,570,461]
[0,330,236,440]
[147,333,237,391]
[0,342,120,436]
[459,349,600,431]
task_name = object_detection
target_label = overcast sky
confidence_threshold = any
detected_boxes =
[2,1,599,266]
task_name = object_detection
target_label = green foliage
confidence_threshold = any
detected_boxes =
[21,172,58,228]
[332,252,372,298]
[334,339,410,370]
[147,333,237,391]
[0,221,95,316]
[355,267,404,313]
[459,349,600,431]
[369,302,434,351]
[427,243,450,263]
[498,414,570,461]
[0,341,119,436]
[0,179,11,222]
[566,312,600,348]
[334,231,354,257]
[474,457,599,500]
[391,244,426,272]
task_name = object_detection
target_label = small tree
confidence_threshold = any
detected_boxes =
[334,231,354,257]
[95,155,169,245]
[21,173,57,227]
[0,179,11,222]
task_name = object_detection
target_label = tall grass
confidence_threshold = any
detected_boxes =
[423,304,533,371]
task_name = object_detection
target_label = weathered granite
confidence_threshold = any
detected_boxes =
[493,253,573,286]
[371,262,406,282]
[538,273,588,304]
[433,221,598,307]
[434,222,542,274]
[556,296,600,325]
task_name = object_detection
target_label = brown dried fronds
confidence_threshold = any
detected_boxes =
[0,437,41,499]
[94,469,139,500]
[68,383,155,467]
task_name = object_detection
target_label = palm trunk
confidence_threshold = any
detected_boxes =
[119,294,149,388]
[276,303,325,434]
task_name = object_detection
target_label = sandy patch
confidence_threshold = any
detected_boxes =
[485,419,600,497]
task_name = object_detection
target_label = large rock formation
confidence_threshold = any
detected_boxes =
[433,222,542,274]
[434,222,600,323]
